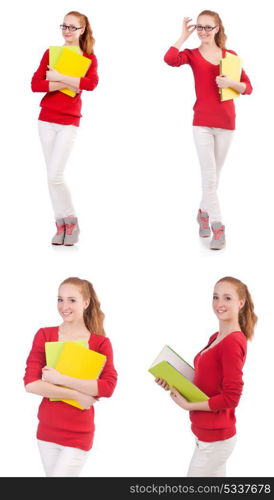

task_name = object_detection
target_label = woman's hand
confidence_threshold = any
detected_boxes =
[46,66,62,82]
[181,17,196,42]
[42,366,64,385]
[170,387,190,411]
[155,377,169,390]
[75,392,97,409]
[216,75,233,89]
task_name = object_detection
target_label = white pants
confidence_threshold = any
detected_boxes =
[38,120,78,220]
[37,439,89,477]
[193,126,234,223]
[187,435,237,477]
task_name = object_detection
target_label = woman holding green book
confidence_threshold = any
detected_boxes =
[31,11,99,246]
[24,277,117,477]
[164,10,252,249]
[155,276,257,477]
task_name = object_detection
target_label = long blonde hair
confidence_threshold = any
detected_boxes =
[65,11,95,54]
[198,10,227,49]
[60,277,105,335]
[216,277,257,340]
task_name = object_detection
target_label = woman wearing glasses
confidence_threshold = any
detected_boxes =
[31,11,98,246]
[164,10,252,250]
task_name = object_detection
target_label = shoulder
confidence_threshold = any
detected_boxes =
[225,49,238,56]
[222,331,247,354]
[34,326,57,342]
[90,333,112,351]
[84,52,97,62]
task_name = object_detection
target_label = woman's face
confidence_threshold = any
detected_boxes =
[57,284,89,323]
[61,14,85,45]
[196,15,219,44]
[212,281,245,323]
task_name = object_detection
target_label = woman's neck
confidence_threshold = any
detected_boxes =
[199,41,220,51]
[59,320,90,338]
[218,321,241,337]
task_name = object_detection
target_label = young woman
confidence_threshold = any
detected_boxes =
[24,277,117,477]
[164,11,252,249]
[31,11,99,246]
[156,276,257,477]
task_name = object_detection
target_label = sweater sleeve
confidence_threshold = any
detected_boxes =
[208,336,246,411]
[96,337,117,398]
[23,329,46,385]
[164,46,191,67]
[79,54,99,91]
[240,68,253,95]
[31,50,50,93]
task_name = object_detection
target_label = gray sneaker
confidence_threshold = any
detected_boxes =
[197,209,211,237]
[64,217,80,246]
[51,219,65,245]
[210,222,225,250]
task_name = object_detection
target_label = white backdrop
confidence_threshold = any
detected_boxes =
[0,0,273,477]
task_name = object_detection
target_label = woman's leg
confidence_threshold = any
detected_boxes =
[37,439,62,477]
[193,126,221,223]
[187,436,237,477]
[38,121,77,220]
[214,128,234,188]
[50,444,89,477]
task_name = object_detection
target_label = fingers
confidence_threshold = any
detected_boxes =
[155,377,169,390]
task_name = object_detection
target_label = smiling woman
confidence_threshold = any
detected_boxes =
[164,10,253,250]
[23,277,117,477]
[155,276,257,477]
[31,11,98,246]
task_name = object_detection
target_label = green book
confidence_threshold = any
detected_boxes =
[148,345,208,402]
[49,45,81,67]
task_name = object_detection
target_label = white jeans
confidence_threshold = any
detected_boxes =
[38,120,78,220]
[37,439,89,477]
[187,435,237,477]
[193,126,234,223]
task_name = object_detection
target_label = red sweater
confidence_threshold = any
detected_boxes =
[23,327,117,451]
[164,47,252,130]
[189,331,247,442]
[31,49,99,126]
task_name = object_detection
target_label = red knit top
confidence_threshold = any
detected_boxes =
[23,327,117,451]
[31,49,99,126]
[189,331,247,442]
[164,47,252,130]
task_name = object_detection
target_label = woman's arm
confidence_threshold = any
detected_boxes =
[25,379,96,409]
[42,367,98,396]
[216,76,247,94]
[155,379,212,411]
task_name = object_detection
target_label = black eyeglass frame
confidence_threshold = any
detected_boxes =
[60,24,83,32]
[195,24,218,32]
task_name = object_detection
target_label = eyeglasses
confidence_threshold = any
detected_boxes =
[60,24,82,32]
[196,24,217,32]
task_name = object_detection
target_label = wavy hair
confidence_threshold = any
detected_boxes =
[60,277,105,335]
[65,11,95,54]
[198,10,227,49]
[216,277,257,340]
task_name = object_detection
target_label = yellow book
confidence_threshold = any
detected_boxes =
[45,340,88,403]
[54,47,91,97]
[49,46,81,68]
[55,341,106,409]
[220,53,242,102]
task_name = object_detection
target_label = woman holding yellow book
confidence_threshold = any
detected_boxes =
[164,10,252,249]
[155,277,257,477]
[24,277,117,477]
[31,11,99,246]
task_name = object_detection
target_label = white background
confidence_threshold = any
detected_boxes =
[0,0,273,477]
